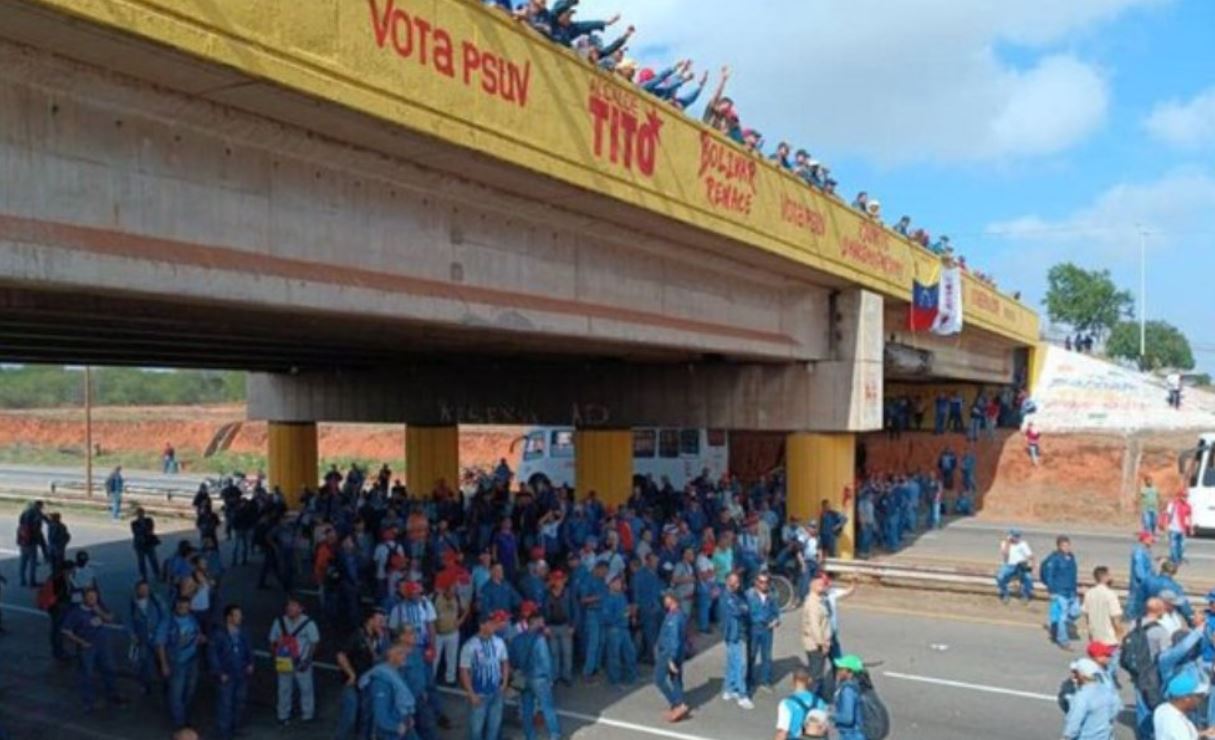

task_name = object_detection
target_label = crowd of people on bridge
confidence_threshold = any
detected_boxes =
[10,459,894,739]
[478,0,1005,294]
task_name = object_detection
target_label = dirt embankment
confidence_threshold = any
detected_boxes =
[0,406,519,471]
[860,429,1197,526]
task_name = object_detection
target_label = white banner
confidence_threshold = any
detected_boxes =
[932,265,964,335]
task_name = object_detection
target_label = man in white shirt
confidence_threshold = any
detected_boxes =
[995,529,1034,604]
[1153,671,1213,739]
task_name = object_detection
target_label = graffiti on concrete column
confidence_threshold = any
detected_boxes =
[435,401,611,426]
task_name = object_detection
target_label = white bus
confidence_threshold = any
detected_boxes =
[1181,433,1215,534]
[515,427,729,491]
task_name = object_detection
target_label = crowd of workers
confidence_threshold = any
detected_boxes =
[10,458,893,739]
[479,0,1003,293]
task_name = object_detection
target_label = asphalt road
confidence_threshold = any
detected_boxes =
[883,517,1215,594]
[0,464,204,496]
[0,502,1136,740]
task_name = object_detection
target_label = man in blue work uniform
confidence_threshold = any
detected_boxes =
[363,642,415,740]
[653,591,690,723]
[832,654,866,740]
[156,596,204,729]
[105,466,124,521]
[1040,536,1079,649]
[601,574,637,687]
[819,501,848,558]
[578,561,609,682]
[746,571,780,695]
[961,446,978,496]
[720,572,753,709]
[478,564,522,629]
[1147,561,1194,624]
[514,612,561,740]
[938,447,958,492]
[398,626,438,740]
[631,554,663,663]
[129,579,166,695]
[1127,531,1155,621]
[208,604,254,740]
[60,587,126,711]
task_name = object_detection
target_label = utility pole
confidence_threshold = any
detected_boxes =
[84,365,93,498]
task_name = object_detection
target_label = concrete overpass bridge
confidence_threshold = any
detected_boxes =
[0,0,1040,554]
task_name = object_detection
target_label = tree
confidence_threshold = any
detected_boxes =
[1043,263,1133,339]
[1106,320,1195,371]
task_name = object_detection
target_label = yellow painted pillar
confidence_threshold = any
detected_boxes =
[267,421,318,509]
[786,432,857,559]
[1027,341,1048,395]
[405,425,459,497]
[574,429,632,508]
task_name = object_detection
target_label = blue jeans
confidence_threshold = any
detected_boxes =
[216,676,247,739]
[724,641,746,697]
[1135,689,1153,740]
[996,564,1032,601]
[167,660,199,728]
[232,530,252,566]
[77,645,118,707]
[1169,531,1185,564]
[654,658,683,709]
[1141,511,1157,534]
[695,583,714,633]
[135,547,160,581]
[468,691,503,740]
[605,626,637,685]
[547,626,573,683]
[18,546,38,586]
[581,616,603,677]
[857,524,875,556]
[520,680,560,740]
[638,611,661,663]
[1049,595,1079,646]
[134,638,157,691]
[930,501,942,529]
[109,493,122,520]
[335,684,361,740]
[962,470,976,493]
[748,630,773,690]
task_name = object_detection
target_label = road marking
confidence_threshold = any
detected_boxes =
[883,671,1056,702]
[0,547,20,555]
[849,603,1040,630]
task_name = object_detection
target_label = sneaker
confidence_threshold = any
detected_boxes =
[738,697,755,710]
[721,692,737,702]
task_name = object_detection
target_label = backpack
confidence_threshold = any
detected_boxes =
[1120,621,1164,708]
[35,579,57,611]
[1057,676,1076,713]
[788,694,828,738]
[273,617,313,673]
[857,671,891,740]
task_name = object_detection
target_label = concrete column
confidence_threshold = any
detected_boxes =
[405,425,459,497]
[267,421,318,509]
[786,432,856,560]
[574,429,632,508]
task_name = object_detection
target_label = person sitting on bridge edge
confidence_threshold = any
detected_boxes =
[996,529,1034,604]
[1040,535,1079,650]
[547,1,622,48]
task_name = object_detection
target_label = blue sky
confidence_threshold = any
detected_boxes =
[604,0,1215,369]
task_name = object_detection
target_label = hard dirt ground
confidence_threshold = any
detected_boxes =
[0,405,1208,527]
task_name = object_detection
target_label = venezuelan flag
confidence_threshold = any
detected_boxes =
[909,260,941,332]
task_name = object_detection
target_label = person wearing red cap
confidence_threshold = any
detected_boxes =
[542,570,576,686]
[460,611,510,740]
[432,575,466,687]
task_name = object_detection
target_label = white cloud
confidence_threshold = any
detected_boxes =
[599,0,1164,165]
[1144,87,1215,149]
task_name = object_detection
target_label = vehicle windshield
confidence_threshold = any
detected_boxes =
[523,432,545,461]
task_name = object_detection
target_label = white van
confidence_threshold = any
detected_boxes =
[515,427,729,491]
[1180,433,1215,534]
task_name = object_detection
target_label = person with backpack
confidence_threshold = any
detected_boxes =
[156,596,204,730]
[1122,597,1172,740]
[511,611,561,740]
[1061,657,1120,740]
[129,579,167,695]
[208,604,254,740]
[654,590,690,723]
[1041,535,1080,650]
[17,500,47,588]
[832,654,868,740]
[775,668,828,740]
[269,595,320,726]
[131,508,161,581]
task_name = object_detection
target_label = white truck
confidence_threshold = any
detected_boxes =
[515,427,729,491]
[1180,433,1215,534]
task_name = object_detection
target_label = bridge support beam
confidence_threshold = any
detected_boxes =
[405,425,459,497]
[574,429,633,508]
[786,432,856,560]
[267,421,317,509]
